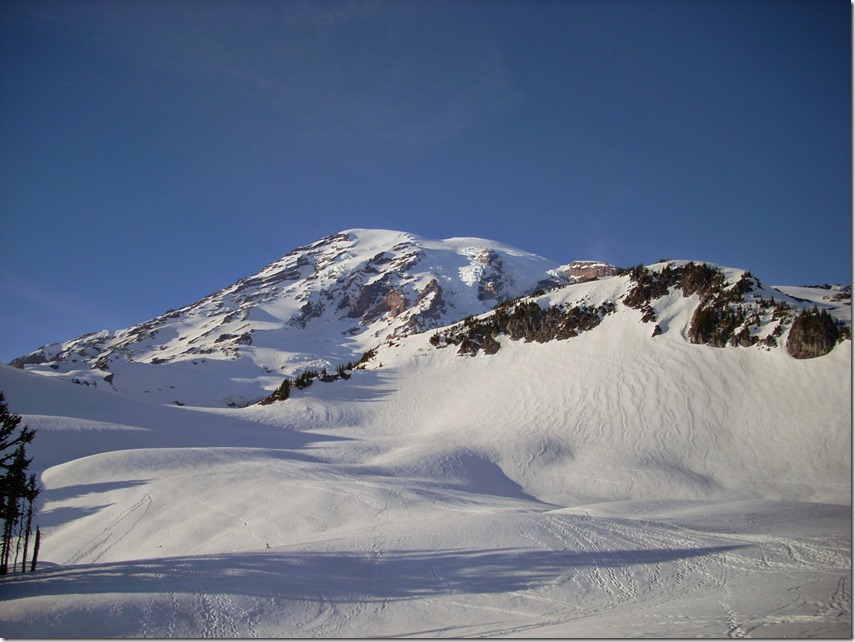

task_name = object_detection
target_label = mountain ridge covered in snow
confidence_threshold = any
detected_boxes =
[8,228,850,408]
[0,228,850,637]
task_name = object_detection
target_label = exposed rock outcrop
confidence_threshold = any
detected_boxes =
[786,308,842,359]
[562,261,620,282]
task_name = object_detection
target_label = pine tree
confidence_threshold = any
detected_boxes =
[20,474,39,573]
[0,392,40,574]
[1,444,29,573]
[0,393,34,472]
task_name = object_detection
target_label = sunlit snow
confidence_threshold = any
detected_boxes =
[0,231,849,638]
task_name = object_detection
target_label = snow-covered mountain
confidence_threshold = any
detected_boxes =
[10,229,619,407]
[9,228,849,408]
[0,229,850,637]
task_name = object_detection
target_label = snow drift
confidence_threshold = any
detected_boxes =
[0,230,850,637]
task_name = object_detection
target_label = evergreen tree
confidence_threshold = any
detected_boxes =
[20,474,39,572]
[0,392,40,574]
[0,393,34,471]
[1,445,29,573]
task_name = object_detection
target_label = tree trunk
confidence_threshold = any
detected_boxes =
[13,505,23,572]
[0,515,14,574]
[29,527,40,572]
[21,497,33,574]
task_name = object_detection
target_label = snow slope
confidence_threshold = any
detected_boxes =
[12,229,611,408]
[0,234,850,637]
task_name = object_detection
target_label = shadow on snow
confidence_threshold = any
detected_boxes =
[1,544,749,603]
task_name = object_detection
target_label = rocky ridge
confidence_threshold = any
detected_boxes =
[428,261,851,360]
[8,231,849,407]
[10,229,609,405]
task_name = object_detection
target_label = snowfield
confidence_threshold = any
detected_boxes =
[0,240,850,637]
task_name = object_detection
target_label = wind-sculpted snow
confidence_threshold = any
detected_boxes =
[0,274,850,637]
[0,231,850,637]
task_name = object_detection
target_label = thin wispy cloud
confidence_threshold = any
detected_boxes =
[221,5,522,158]
[8,1,521,161]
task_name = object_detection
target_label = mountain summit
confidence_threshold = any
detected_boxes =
[10,229,617,405]
[0,230,850,637]
[9,229,849,408]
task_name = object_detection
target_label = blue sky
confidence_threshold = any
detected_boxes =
[0,0,850,362]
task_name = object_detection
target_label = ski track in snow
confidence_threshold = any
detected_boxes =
[1,471,850,637]
[0,263,849,638]
[66,490,153,566]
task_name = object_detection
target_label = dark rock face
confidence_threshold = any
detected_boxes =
[623,263,761,349]
[290,301,325,328]
[786,309,841,359]
[432,260,848,360]
[624,262,729,311]
[9,353,47,369]
[474,249,508,301]
[402,279,448,334]
[384,290,409,318]
[687,305,741,348]
[416,278,444,308]
[432,298,616,356]
[347,277,398,321]
[623,263,850,357]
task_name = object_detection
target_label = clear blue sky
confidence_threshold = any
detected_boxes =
[0,0,850,362]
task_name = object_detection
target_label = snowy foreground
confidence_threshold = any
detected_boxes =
[0,288,851,638]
